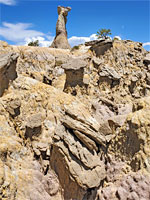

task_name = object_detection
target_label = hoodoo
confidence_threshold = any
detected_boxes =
[51,6,71,49]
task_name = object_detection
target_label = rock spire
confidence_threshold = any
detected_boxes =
[51,6,71,49]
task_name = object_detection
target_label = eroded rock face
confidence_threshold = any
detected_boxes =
[0,40,150,199]
[50,107,106,199]
[97,168,150,200]
[85,39,113,56]
[51,6,71,49]
[0,52,18,97]
[109,96,150,173]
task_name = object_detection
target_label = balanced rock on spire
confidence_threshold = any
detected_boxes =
[51,6,71,49]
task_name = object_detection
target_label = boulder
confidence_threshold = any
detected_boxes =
[0,52,18,97]
[62,56,88,89]
[144,53,150,65]
[85,39,113,56]
[25,113,42,140]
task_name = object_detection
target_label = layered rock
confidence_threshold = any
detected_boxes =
[51,6,71,49]
[0,40,150,199]
[51,105,106,199]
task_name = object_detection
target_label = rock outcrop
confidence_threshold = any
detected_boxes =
[50,104,106,199]
[85,39,113,56]
[62,56,88,92]
[51,6,71,49]
[0,39,150,199]
[0,52,18,97]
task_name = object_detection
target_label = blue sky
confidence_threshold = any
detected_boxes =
[0,0,149,50]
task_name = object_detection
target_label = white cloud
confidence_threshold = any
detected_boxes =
[143,42,150,47]
[0,22,44,42]
[24,36,54,47]
[143,42,150,51]
[0,0,15,5]
[22,34,96,47]
[89,34,98,41]
[0,21,99,47]
[68,34,97,47]
[113,36,121,40]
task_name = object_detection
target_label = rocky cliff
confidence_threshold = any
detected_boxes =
[0,39,150,200]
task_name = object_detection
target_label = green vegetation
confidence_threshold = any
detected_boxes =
[28,40,39,46]
[71,45,80,51]
[96,28,112,39]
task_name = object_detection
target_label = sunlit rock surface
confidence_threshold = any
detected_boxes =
[0,39,150,199]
